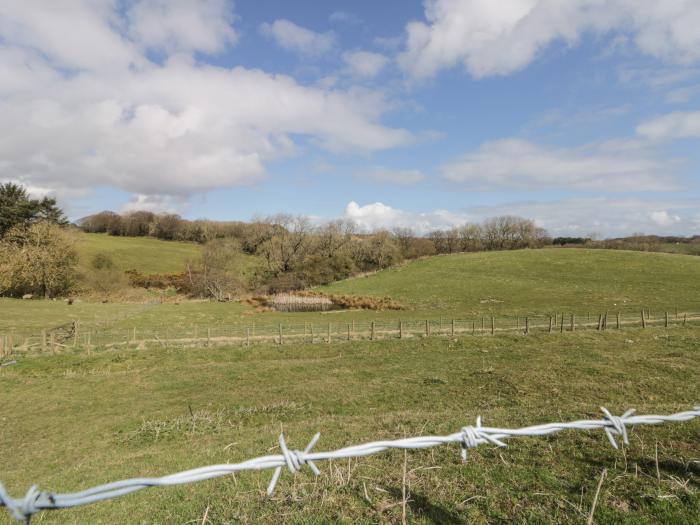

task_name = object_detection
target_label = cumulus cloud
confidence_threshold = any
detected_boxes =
[127,0,237,54]
[440,139,675,191]
[649,210,682,227]
[399,0,700,79]
[636,111,700,140]
[341,199,700,237]
[259,19,335,57]
[0,2,413,203]
[344,201,469,234]
[355,167,424,185]
[342,51,389,77]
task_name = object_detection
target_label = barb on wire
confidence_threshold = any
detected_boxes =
[2,406,699,523]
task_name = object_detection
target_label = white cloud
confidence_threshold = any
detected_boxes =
[342,51,389,78]
[127,0,237,54]
[469,198,698,237]
[341,198,700,237]
[355,167,424,185]
[259,19,335,57]
[0,3,413,203]
[441,139,675,191]
[636,111,700,140]
[649,210,681,227]
[344,201,467,234]
[121,193,189,214]
[0,2,140,71]
[399,0,700,79]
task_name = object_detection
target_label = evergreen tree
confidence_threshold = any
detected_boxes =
[0,183,67,237]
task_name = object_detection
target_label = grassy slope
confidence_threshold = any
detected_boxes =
[2,248,700,337]
[76,232,202,274]
[1,329,699,524]
[322,248,700,315]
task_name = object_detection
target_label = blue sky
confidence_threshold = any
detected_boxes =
[1,1,699,236]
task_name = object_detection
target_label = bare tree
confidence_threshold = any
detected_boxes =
[258,214,312,274]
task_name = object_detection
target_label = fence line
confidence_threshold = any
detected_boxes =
[2,308,700,358]
[1,405,698,523]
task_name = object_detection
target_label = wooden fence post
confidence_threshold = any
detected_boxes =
[683,313,687,326]
[570,314,575,332]
[279,324,283,345]
[347,323,351,341]
[370,321,375,341]
[597,314,603,331]
[399,320,403,339]
[665,311,669,328]
[641,310,646,329]
[525,317,529,334]
[548,316,553,334]
[491,316,495,335]
[472,321,475,335]
[451,319,455,337]
[560,314,564,333]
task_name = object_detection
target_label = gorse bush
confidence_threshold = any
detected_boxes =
[0,222,78,298]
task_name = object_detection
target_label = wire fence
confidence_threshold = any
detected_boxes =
[1,405,698,523]
[1,307,699,358]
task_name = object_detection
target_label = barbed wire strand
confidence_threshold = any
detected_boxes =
[2,406,699,523]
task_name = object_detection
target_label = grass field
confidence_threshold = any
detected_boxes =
[1,329,699,524]
[2,248,700,340]
[76,233,202,274]
[322,249,700,315]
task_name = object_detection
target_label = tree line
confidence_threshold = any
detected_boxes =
[77,210,552,299]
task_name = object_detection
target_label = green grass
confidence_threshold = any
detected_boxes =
[76,233,202,274]
[2,248,700,339]
[1,329,699,523]
[321,248,700,316]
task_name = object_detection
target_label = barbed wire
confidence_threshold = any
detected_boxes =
[2,406,699,523]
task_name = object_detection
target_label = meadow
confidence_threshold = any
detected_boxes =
[2,248,700,340]
[76,232,202,274]
[2,245,699,523]
[1,329,699,523]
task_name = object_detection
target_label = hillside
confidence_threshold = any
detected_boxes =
[76,233,202,274]
[321,248,700,315]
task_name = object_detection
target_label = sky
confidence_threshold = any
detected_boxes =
[1,0,699,237]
